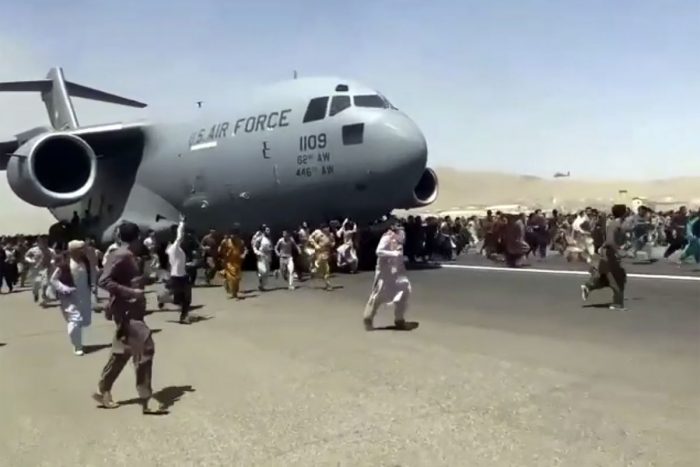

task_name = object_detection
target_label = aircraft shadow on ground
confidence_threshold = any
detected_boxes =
[371,321,420,331]
[117,384,196,413]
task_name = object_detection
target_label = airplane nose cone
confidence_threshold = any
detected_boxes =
[381,113,428,173]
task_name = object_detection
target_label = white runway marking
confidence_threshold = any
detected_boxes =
[441,264,700,282]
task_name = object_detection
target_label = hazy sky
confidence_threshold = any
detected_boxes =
[0,0,698,186]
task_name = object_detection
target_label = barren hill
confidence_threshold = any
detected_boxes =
[429,168,700,212]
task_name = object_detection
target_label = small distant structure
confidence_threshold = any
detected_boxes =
[553,171,570,178]
[631,197,646,210]
[617,189,629,203]
[638,197,693,212]
[484,204,529,214]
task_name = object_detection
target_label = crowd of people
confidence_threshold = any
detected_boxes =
[400,205,700,267]
[0,215,413,413]
[1,204,698,412]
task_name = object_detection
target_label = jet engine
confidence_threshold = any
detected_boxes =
[401,167,439,208]
[6,132,97,208]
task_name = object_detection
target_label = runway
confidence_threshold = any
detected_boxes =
[449,246,700,278]
[0,263,698,466]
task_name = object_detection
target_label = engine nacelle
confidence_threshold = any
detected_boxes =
[6,132,97,208]
[399,167,439,209]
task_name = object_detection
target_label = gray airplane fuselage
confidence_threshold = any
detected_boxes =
[2,72,436,243]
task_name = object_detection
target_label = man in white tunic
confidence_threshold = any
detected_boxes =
[253,226,274,291]
[84,237,101,302]
[142,230,159,281]
[297,222,313,277]
[569,211,595,263]
[24,235,55,306]
[102,227,121,269]
[363,223,412,331]
[336,218,359,273]
[275,230,299,290]
[50,240,93,355]
[165,216,192,324]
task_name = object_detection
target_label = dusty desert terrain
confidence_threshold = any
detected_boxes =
[427,168,700,213]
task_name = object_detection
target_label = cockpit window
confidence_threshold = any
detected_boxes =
[303,96,329,123]
[353,94,389,109]
[378,93,397,110]
[329,95,351,116]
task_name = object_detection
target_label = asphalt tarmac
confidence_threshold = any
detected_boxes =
[450,245,700,277]
[0,259,698,466]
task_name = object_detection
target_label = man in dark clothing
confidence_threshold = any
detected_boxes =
[581,204,628,310]
[591,211,606,253]
[664,207,688,259]
[94,221,167,414]
[0,244,9,293]
[200,228,219,284]
[529,209,548,258]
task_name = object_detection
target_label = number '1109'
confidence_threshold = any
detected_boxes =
[299,133,327,151]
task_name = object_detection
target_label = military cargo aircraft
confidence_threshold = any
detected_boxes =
[0,67,437,244]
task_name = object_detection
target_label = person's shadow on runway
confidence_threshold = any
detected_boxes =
[582,303,612,309]
[118,385,196,413]
[166,315,214,325]
[371,321,420,331]
[83,344,112,354]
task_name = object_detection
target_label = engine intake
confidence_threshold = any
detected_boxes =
[400,167,438,208]
[6,132,97,207]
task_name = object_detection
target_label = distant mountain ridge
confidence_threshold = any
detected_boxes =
[430,168,700,211]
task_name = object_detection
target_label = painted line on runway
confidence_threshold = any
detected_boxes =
[440,264,700,282]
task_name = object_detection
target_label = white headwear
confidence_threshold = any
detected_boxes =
[68,240,85,251]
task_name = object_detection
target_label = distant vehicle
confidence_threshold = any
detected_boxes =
[0,67,438,243]
[553,171,570,178]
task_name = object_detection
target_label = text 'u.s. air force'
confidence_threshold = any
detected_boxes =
[189,109,292,146]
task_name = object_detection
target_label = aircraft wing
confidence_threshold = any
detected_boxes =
[0,140,18,168]
[0,121,150,169]
[68,121,150,157]
[0,139,19,170]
